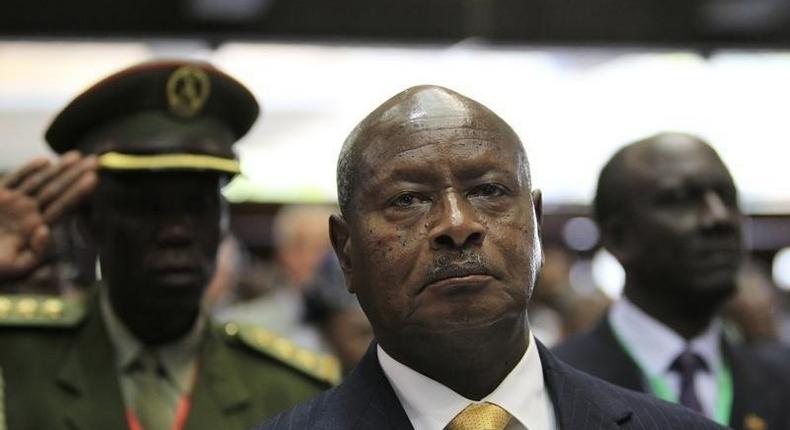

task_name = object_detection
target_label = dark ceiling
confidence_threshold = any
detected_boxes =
[4,0,790,47]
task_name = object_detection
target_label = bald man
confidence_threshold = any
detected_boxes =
[554,133,790,430]
[254,88,724,430]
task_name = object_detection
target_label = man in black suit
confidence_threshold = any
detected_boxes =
[255,87,724,430]
[554,133,790,430]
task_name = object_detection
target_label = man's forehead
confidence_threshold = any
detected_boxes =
[622,138,732,186]
[372,85,477,122]
[360,85,507,134]
[358,90,518,160]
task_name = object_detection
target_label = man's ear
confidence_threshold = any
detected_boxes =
[531,189,543,230]
[329,214,354,293]
[75,199,98,249]
[531,189,545,273]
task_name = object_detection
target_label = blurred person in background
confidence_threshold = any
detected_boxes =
[0,61,336,430]
[214,204,336,353]
[203,233,246,309]
[529,246,610,346]
[303,253,373,374]
[554,132,790,430]
[723,259,782,345]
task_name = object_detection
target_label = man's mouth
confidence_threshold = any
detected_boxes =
[151,265,203,286]
[423,274,495,292]
[420,265,495,293]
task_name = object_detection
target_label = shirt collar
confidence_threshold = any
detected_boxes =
[99,287,205,393]
[377,334,554,430]
[608,297,723,377]
[100,288,143,372]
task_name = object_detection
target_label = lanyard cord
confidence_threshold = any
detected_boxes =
[610,324,733,425]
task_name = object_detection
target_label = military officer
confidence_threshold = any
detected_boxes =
[0,61,338,430]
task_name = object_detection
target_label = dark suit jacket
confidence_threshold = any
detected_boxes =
[254,341,726,430]
[553,317,790,430]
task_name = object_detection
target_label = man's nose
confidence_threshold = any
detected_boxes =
[428,192,485,250]
[700,191,736,230]
[155,217,194,247]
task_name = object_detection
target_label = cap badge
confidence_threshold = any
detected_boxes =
[166,65,211,118]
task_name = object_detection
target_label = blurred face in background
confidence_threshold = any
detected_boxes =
[275,205,334,288]
[610,137,743,309]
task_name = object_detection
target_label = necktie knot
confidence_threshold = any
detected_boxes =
[670,350,707,376]
[128,350,166,378]
[445,402,513,430]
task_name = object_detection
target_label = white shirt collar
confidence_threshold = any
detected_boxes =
[377,334,555,430]
[608,297,723,377]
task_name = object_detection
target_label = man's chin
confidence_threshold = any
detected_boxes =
[141,276,207,308]
[407,308,521,336]
[680,278,736,311]
[152,271,206,289]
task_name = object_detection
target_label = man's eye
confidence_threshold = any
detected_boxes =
[660,188,695,205]
[391,193,420,208]
[470,184,504,198]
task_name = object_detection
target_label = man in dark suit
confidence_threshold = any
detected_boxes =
[255,87,724,430]
[554,133,790,430]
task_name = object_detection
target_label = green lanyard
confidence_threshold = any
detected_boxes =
[610,325,733,426]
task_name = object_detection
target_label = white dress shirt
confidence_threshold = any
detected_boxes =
[608,298,724,419]
[377,334,557,430]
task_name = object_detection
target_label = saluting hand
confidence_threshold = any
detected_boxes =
[0,152,98,279]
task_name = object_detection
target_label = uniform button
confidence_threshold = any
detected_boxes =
[41,299,64,319]
[16,298,39,319]
[272,338,295,358]
[0,297,11,317]
[224,323,239,336]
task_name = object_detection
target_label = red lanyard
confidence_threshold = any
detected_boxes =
[126,395,192,430]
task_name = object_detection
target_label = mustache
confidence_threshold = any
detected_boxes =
[422,250,496,290]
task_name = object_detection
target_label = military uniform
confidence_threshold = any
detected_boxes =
[0,293,337,429]
[0,61,339,429]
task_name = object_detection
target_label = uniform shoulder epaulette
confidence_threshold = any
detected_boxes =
[222,322,341,386]
[0,294,86,328]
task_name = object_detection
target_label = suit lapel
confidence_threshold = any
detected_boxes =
[539,342,630,430]
[55,305,128,430]
[593,319,647,392]
[184,325,254,430]
[342,344,413,430]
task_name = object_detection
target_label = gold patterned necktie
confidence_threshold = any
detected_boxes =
[445,401,513,430]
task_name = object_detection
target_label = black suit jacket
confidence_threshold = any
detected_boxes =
[254,341,726,429]
[553,317,790,430]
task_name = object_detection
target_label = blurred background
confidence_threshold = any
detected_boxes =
[3,0,790,366]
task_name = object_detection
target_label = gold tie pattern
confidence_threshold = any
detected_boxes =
[445,402,513,430]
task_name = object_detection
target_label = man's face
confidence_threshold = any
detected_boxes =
[91,170,224,315]
[332,116,543,345]
[614,141,742,304]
